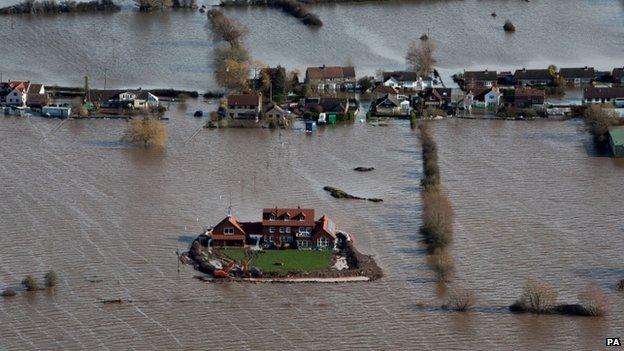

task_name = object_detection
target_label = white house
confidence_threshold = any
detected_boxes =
[119,90,159,109]
[382,71,420,90]
[483,87,502,108]
[3,81,30,106]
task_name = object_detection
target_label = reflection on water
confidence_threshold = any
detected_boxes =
[1,106,623,349]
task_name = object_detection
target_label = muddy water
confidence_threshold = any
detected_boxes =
[0,0,623,90]
[1,104,623,349]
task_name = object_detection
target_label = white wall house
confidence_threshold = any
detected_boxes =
[484,88,502,108]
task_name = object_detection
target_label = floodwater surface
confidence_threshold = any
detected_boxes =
[1,106,623,350]
[0,0,622,90]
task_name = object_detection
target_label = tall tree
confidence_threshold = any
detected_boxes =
[406,39,437,77]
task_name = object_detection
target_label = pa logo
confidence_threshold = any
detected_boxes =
[606,338,621,347]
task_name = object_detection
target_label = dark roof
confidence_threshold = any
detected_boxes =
[583,87,624,100]
[240,221,263,235]
[305,97,348,114]
[515,87,546,97]
[90,89,123,103]
[559,67,595,79]
[382,71,419,82]
[422,88,452,101]
[26,84,43,96]
[306,66,355,80]
[514,69,551,81]
[372,85,398,95]
[227,94,260,107]
[464,70,498,81]
[613,68,624,81]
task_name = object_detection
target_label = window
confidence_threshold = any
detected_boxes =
[298,216,304,221]
[269,227,275,233]
[317,237,329,248]
[283,214,290,220]
[268,236,275,243]
[285,227,291,233]
[269,214,276,220]
[298,227,306,233]
[281,235,292,243]
[297,240,310,248]
[279,227,284,233]
[223,227,234,235]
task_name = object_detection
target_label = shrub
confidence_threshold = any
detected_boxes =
[44,270,58,288]
[428,249,454,282]
[503,20,515,32]
[22,275,39,291]
[1,288,17,297]
[421,190,454,250]
[126,117,167,147]
[583,105,621,147]
[578,285,606,317]
[513,279,558,313]
[446,288,476,311]
[616,279,624,291]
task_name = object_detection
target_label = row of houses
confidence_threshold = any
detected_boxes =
[0,81,48,108]
[461,66,624,90]
[225,93,358,122]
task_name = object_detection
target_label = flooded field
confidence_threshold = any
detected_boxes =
[1,105,623,349]
[0,0,623,90]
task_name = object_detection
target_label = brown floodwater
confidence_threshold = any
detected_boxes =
[1,103,623,349]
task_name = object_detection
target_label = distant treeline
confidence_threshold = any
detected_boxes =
[220,0,322,26]
[1,0,120,15]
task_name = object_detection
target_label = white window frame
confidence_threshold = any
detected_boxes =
[279,227,284,234]
[285,227,291,233]
[223,227,234,235]
[269,227,275,233]
[317,237,329,248]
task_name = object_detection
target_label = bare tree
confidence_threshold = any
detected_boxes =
[213,46,251,92]
[406,39,437,77]
[208,9,248,48]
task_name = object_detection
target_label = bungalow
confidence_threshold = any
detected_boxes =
[514,68,552,86]
[583,87,624,106]
[263,103,290,120]
[608,126,624,158]
[559,67,595,86]
[209,207,337,249]
[90,89,159,111]
[463,70,498,90]
[382,71,420,90]
[303,97,349,121]
[371,94,410,116]
[420,88,452,108]
[514,87,545,108]
[613,68,624,86]
[227,94,262,119]
[305,65,356,92]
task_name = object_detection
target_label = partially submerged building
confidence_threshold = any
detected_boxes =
[209,207,338,249]
[608,126,624,158]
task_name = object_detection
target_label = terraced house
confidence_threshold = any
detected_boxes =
[209,207,338,249]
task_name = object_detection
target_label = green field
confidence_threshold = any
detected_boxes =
[220,248,333,272]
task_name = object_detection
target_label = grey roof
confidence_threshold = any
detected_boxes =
[559,67,595,79]
[613,68,624,81]
[373,94,401,108]
[464,70,498,81]
[514,69,551,81]
[583,87,624,100]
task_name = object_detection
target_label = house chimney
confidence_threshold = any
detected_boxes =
[584,66,588,70]
[522,68,526,72]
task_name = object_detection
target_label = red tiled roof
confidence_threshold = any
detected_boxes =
[227,94,260,107]
[261,208,315,226]
[515,87,546,97]
[306,66,355,80]
[372,85,398,94]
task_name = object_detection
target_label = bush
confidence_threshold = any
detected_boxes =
[512,279,558,313]
[44,270,58,288]
[428,249,454,282]
[578,285,606,317]
[446,288,476,311]
[1,288,17,297]
[503,20,515,32]
[584,105,622,147]
[126,117,167,147]
[22,275,39,291]
[616,279,624,291]
[420,190,454,250]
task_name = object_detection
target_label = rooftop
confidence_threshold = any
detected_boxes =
[306,66,355,80]
[227,94,261,107]
[609,126,624,146]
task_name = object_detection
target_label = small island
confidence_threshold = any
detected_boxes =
[183,207,382,282]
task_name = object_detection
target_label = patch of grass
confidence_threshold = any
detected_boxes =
[221,249,333,272]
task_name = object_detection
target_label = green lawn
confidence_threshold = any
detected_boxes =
[220,248,333,272]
